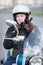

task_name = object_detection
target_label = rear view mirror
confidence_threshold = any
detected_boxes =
[6,19,17,26]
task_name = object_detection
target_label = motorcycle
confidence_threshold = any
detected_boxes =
[0,20,42,65]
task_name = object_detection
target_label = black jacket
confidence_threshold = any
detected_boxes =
[3,25,31,58]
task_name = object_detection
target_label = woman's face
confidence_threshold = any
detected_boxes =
[16,14,26,24]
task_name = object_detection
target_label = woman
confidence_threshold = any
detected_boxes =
[3,4,41,65]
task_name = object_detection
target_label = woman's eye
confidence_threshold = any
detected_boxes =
[17,16,19,17]
[21,15,23,17]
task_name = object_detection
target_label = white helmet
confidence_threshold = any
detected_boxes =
[12,4,31,15]
[12,4,32,21]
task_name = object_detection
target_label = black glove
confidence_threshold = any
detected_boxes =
[3,39,14,49]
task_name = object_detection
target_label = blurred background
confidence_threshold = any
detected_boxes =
[0,0,43,63]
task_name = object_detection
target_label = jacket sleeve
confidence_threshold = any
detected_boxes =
[3,25,17,49]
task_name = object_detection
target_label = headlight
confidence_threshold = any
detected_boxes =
[30,56,42,65]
